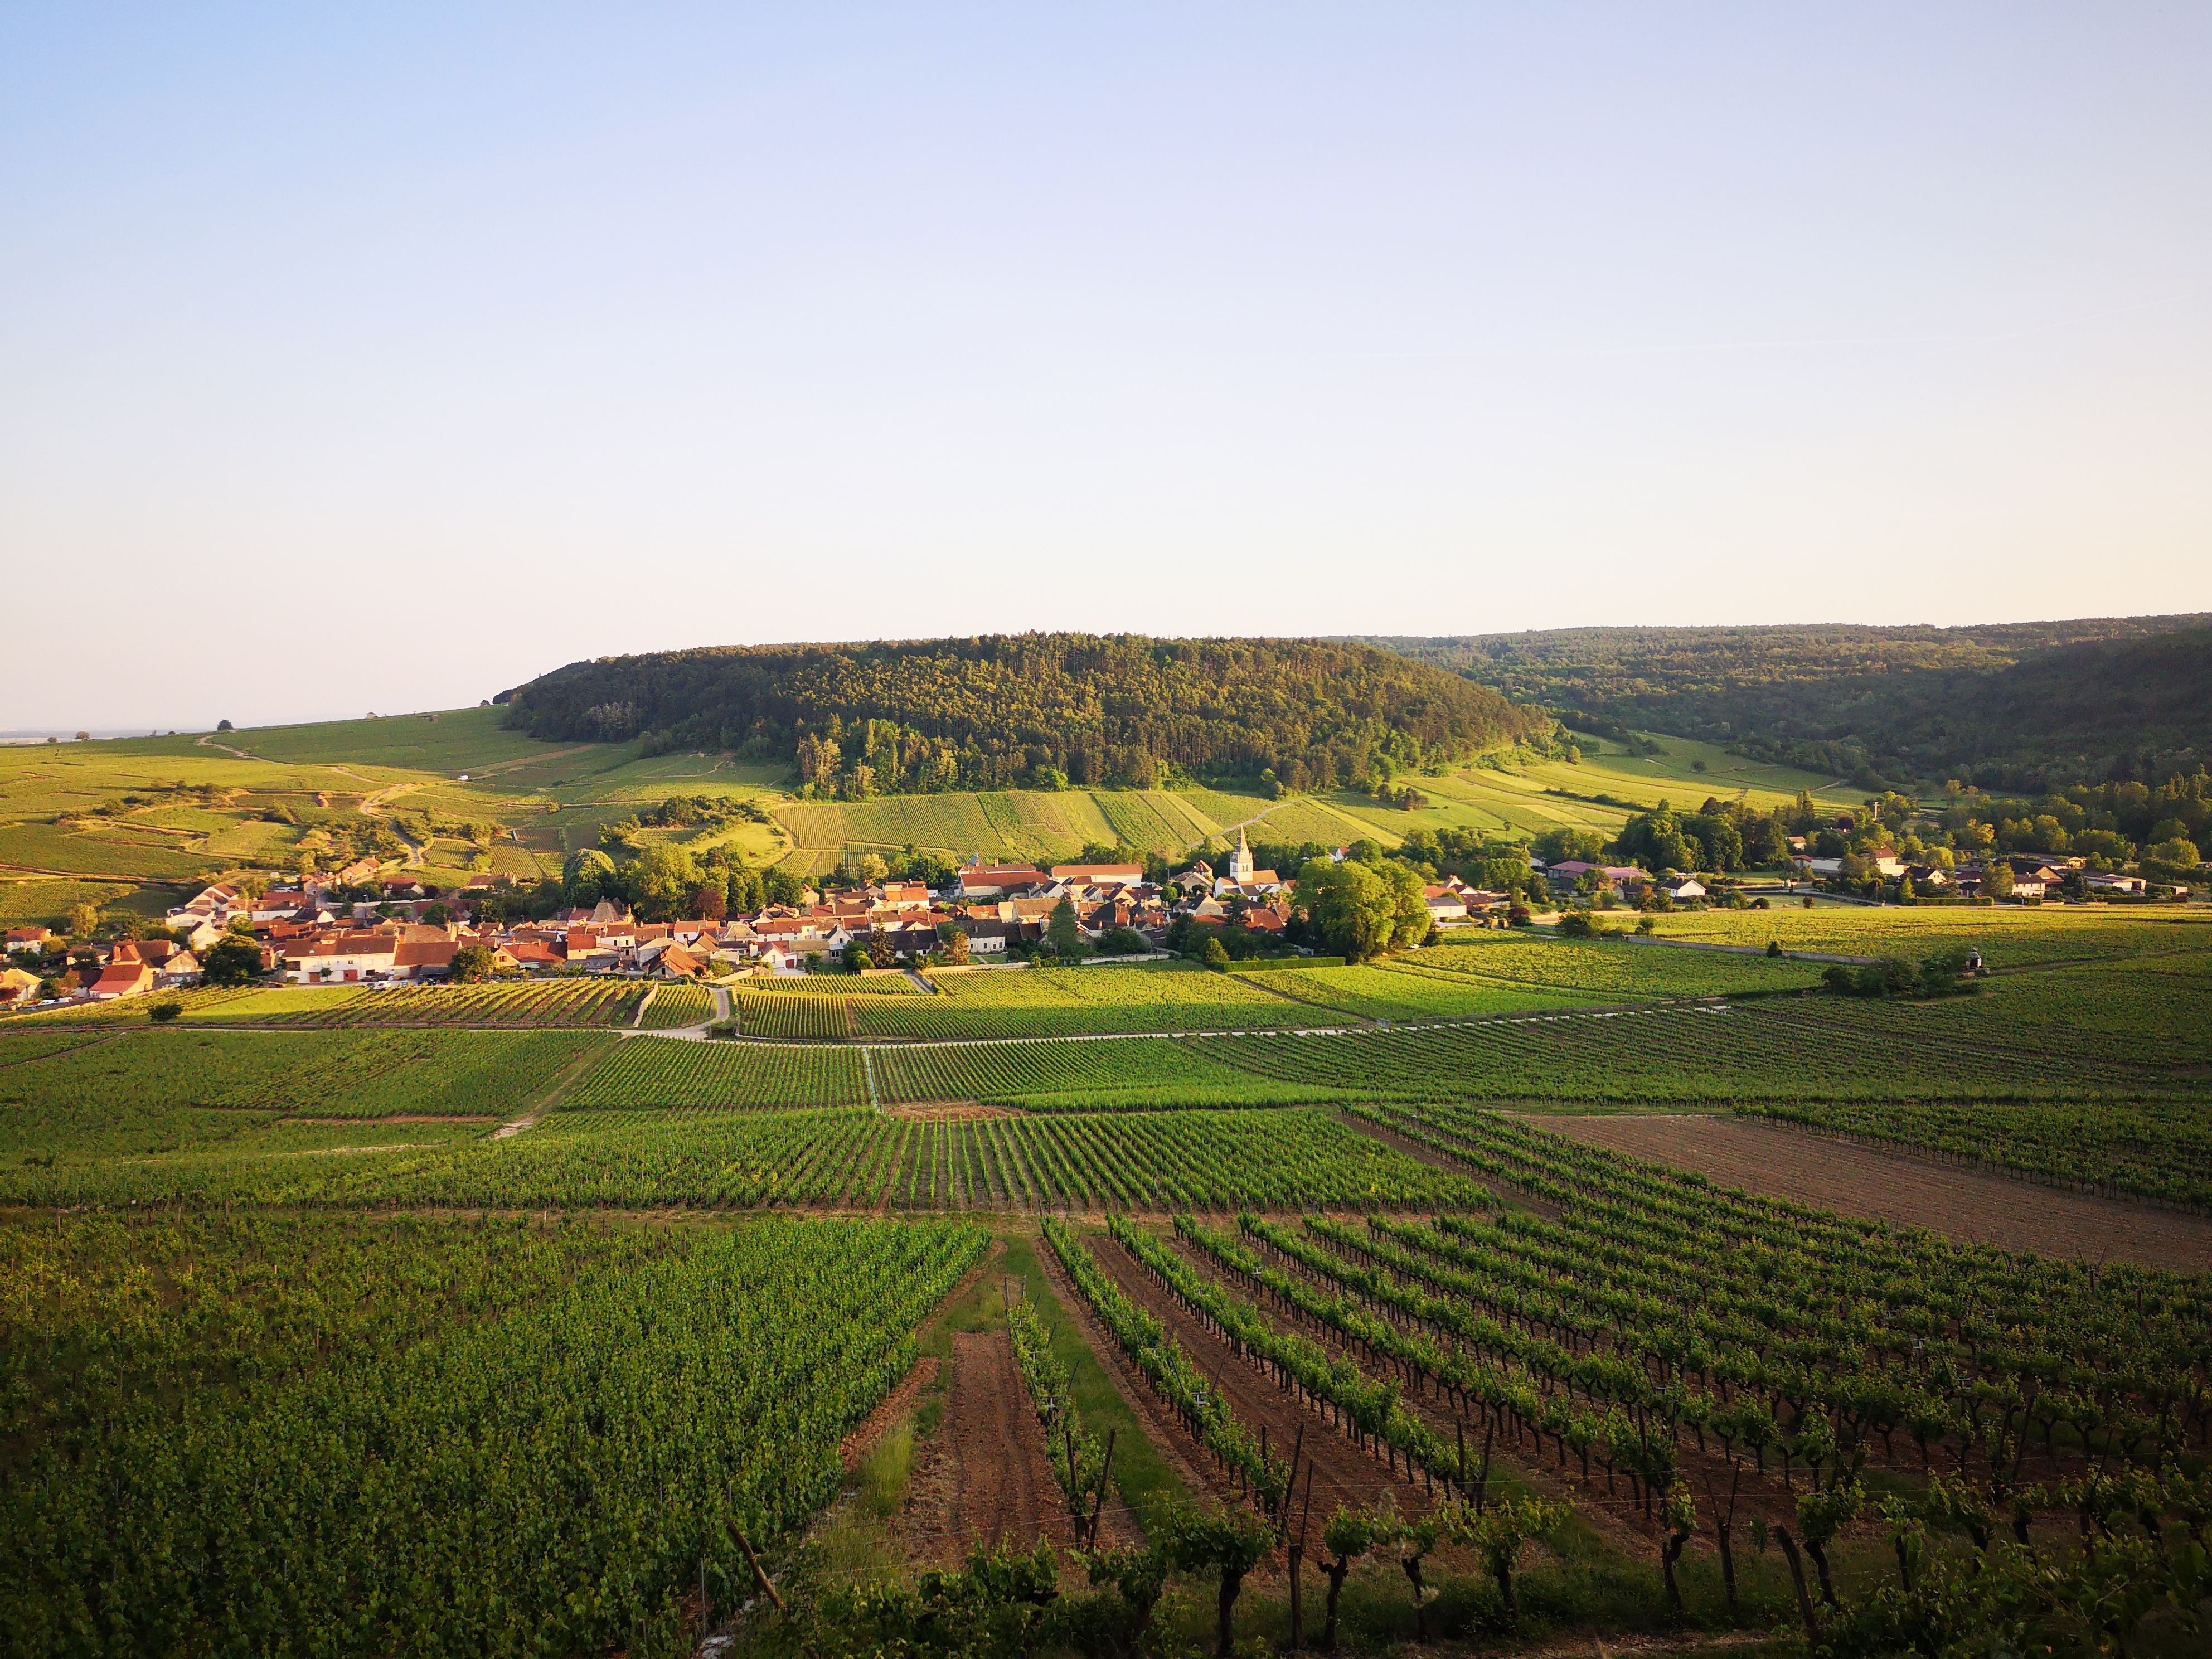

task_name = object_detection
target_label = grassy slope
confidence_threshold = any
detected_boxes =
[0,706,1879,920]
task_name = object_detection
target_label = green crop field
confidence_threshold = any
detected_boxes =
[0,1030,609,1164]
[851,963,1314,1039]
[1646,905,2212,966]
[0,1029,113,1068]
[869,1035,1346,1109]
[1190,996,2167,1103]
[0,822,224,880]
[2,1210,982,1655]
[0,876,167,927]
[636,982,716,1029]
[564,1037,867,1109]
[186,978,646,1027]
[1414,936,1828,997]
[1234,962,1609,1021]
[732,991,856,1039]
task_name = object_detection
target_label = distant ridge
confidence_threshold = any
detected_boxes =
[1354,615,2212,789]
[498,633,1554,798]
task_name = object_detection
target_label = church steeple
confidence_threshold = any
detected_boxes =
[1229,825,1255,884]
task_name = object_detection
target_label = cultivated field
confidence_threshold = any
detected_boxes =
[6,750,2209,1659]
[1527,1110,2212,1271]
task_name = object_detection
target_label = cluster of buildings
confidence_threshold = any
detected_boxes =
[1540,860,1707,905]
[3,831,1405,1002]
[1791,847,2160,900]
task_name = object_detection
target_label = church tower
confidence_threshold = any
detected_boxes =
[1229,826,1255,884]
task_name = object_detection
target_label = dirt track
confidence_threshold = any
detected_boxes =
[1527,1113,2212,1273]
[907,1329,1071,1565]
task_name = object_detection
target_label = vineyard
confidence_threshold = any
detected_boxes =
[0,1103,1487,1212]
[731,989,856,1039]
[190,979,647,1027]
[1292,1107,2210,1493]
[0,1031,612,1170]
[1414,938,1826,998]
[851,964,1316,1040]
[565,1037,868,1110]
[1233,964,1607,1022]
[1189,998,2159,1102]
[868,1036,1347,1111]
[636,982,717,1029]
[0,1029,111,1068]
[1,1211,983,1657]
[1646,905,2212,967]
[1782,952,2212,1069]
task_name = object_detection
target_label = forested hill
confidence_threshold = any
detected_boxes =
[498,635,1553,797]
[1356,616,2212,790]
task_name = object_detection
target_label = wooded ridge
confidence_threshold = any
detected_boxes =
[1356,615,2212,790]
[498,634,1554,797]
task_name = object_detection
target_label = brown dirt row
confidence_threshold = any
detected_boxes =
[1089,1232,1434,1525]
[880,1101,1017,1122]
[1187,1225,1824,1548]
[923,1328,1070,1565]
[1032,1226,1230,1515]
[1527,1113,2212,1273]
[842,1356,939,1474]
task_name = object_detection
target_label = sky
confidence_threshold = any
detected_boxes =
[4,4,2210,731]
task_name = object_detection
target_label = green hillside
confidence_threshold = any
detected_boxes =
[1360,615,2212,790]
[496,633,1554,797]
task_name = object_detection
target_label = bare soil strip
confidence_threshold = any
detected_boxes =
[1090,1233,1431,1524]
[926,1328,1069,1563]
[1032,1231,1220,1514]
[842,1356,939,1475]
[881,1101,1016,1122]
[1527,1113,2212,1273]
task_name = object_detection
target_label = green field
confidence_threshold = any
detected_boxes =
[4,890,2207,1658]
[1646,904,2212,966]
[2,1210,982,1656]
[182,979,646,1027]
[1415,935,1828,997]
[636,982,717,1029]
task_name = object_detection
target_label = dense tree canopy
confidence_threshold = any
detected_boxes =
[499,634,1553,798]
[1359,617,2212,790]
[1294,857,1429,959]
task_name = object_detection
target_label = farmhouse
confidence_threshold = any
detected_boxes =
[88,961,156,1000]
[1051,863,1144,889]
[283,933,400,983]
[957,864,1049,899]
[6,926,53,956]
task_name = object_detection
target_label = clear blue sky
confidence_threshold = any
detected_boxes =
[5,4,2208,730]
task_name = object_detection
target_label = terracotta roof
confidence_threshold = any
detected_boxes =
[1050,864,1143,883]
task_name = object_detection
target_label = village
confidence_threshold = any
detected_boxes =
[5,806,2187,1011]
[1,827,1528,1005]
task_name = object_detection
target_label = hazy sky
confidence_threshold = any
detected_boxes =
[6,4,2209,730]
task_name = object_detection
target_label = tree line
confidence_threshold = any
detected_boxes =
[1356,617,2211,794]
[498,634,1555,799]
